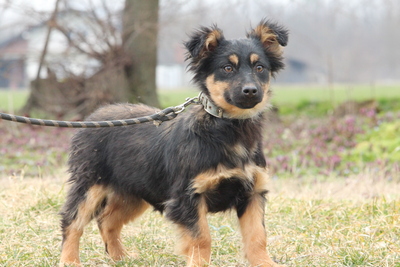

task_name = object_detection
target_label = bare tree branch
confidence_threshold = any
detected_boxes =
[35,0,62,80]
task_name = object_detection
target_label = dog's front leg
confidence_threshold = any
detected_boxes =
[169,196,211,266]
[239,193,282,267]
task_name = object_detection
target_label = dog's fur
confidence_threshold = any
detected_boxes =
[59,19,288,267]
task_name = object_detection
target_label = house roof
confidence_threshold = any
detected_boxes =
[0,33,27,49]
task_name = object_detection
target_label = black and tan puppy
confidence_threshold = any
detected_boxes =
[60,19,288,267]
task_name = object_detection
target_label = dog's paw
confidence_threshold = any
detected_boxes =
[258,262,286,267]
[59,261,81,267]
[271,263,287,267]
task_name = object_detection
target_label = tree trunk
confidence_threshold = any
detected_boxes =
[123,0,160,108]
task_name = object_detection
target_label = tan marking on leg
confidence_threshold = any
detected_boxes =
[250,53,260,64]
[97,193,149,261]
[177,198,211,267]
[229,54,239,66]
[60,227,83,266]
[60,185,110,265]
[239,194,279,267]
[74,185,110,230]
[206,74,271,119]
[254,167,270,194]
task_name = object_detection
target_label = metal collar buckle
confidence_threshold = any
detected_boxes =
[198,92,229,119]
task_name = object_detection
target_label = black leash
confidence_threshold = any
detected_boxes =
[0,95,199,128]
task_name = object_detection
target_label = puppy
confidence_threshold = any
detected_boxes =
[59,19,288,267]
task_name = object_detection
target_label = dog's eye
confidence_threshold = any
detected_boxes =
[223,65,233,73]
[255,65,264,73]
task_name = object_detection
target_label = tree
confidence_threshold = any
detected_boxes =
[123,0,160,107]
[21,0,61,115]
[20,0,160,118]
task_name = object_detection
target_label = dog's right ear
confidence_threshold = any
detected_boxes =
[184,26,225,63]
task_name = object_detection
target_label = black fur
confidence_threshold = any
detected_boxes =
[62,106,265,228]
[60,19,288,266]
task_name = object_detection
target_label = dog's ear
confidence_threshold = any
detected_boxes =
[247,19,288,53]
[184,25,225,63]
[247,19,288,74]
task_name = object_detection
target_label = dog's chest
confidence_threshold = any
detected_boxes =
[196,162,269,213]
[203,177,250,213]
[188,134,268,211]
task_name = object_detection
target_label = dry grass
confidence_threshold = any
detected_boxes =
[0,172,399,267]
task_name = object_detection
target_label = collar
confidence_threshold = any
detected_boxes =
[198,92,231,119]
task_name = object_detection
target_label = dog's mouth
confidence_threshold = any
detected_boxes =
[224,92,262,109]
[234,101,259,109]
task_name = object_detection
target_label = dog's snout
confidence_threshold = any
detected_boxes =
[242,86,258,97]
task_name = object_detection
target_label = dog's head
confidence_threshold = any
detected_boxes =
[185,19,288,119]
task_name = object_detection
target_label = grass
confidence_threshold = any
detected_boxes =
[0,174,399,266]
[270,84,400,105]
[158,88,198,108]
[159,84,400,111]
[158,84,400,114]
[0,123,71,178]
[0,90,29,113]
[1,83,400,114]
[1,85,399,266]
[0,89,199,113]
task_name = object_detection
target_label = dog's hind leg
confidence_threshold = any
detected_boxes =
[238,193,282,267]
[60,184,109,266]
[96,193,149,261]
[173,197,211,267]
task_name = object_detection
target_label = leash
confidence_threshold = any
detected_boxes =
[0,95,200,128]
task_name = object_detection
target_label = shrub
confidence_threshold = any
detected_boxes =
[344,121,400,163]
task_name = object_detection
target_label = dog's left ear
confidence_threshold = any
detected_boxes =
[184,25,225,64]
[247,19,288,73]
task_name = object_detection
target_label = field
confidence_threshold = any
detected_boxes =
[2,84,400,112]
[270,84,400,104]
[1,175,399,266]
[0,85,400,266]
[160,84,400,113]
[0,90,29,114]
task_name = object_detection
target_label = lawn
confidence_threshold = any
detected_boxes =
[0,175,399,266]
[270,84,400,105]
[1,83,400,113]
[0,90,29,113]
[1,85,399,266]
[157,84,400,112]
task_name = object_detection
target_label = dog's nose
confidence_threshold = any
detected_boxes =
[242,86,258,97]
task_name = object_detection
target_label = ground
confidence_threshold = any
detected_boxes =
[0,173,399,266]
[1,86,399,266]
